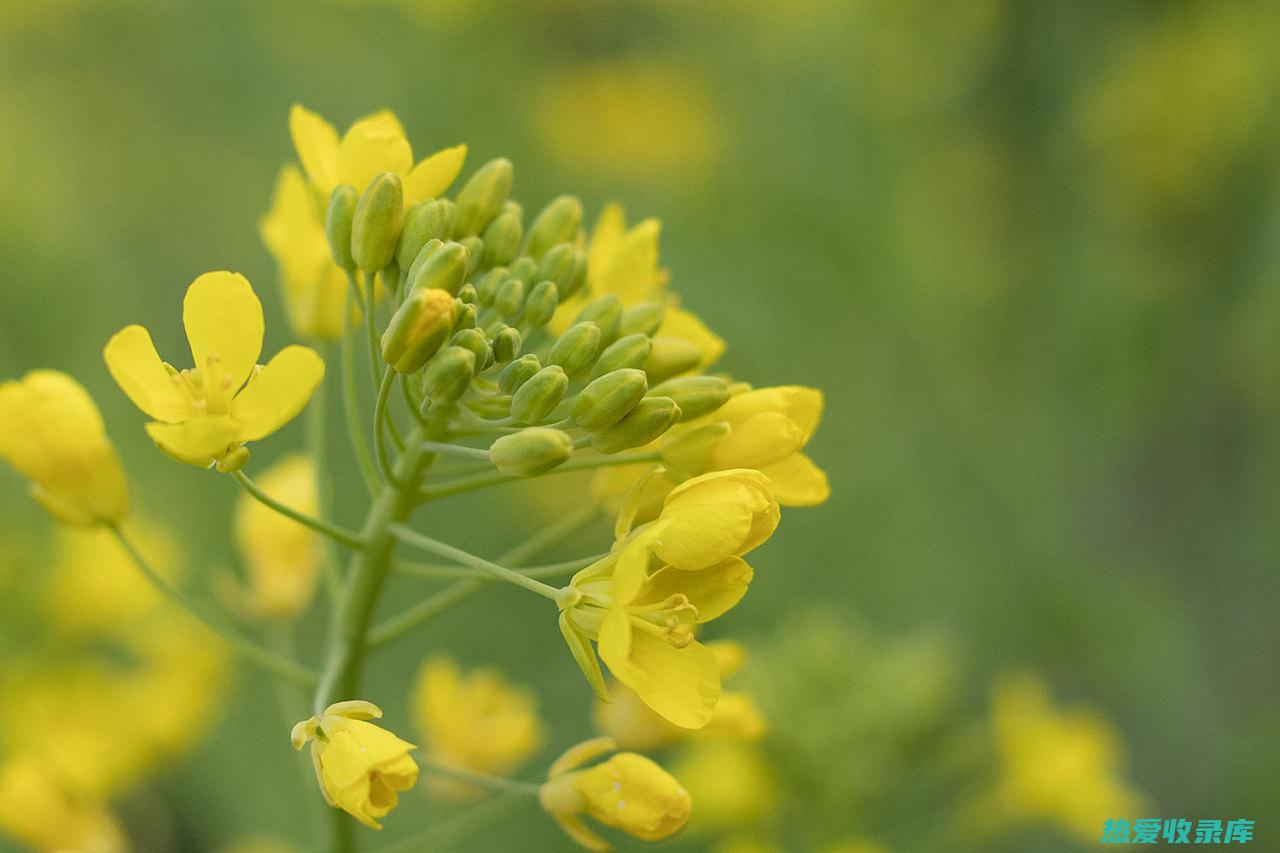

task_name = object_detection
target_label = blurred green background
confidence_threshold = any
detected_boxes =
[2,1,1278,850]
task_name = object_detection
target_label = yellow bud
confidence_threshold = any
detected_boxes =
[644,336,703,383]
[592,396,680,454]
[649,375,730,421]
[548,322,602,376]
[352,172,404,273]
[421,346,476,402]
[481,208,524,268]
[324,185,358,271]
[454,158,514,237]
[589,332,652,379]
[525,194,583,260]
[382,288,458,373]
[489,427,573,476]
[511,365,568,423]
[572,368,648,431]
[499,353,541,394]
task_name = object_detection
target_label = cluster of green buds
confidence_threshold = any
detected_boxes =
[323,160,731,477]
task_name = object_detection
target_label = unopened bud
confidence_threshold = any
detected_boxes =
[381,288,458,373]
[548,322,602,376]
[536,243,577,292]
[574,294,623,344]
[522,280,560,329]
[421,346,475,402]
[589,333,652,380]
[525,195,583,260]
[325,185,358,271]
[450,327,490,372]
[618,301,665,338]
[572,368,648,431]
[495,277,526,318]
[507,256,537,283]
[352,172,404,273]
[457,283,478,304]
[474,268,504,305]
[562,249,589,300]
[493,326,521,362]
[455,302,478,330]
[592,396,681,454]
[460,236,484,278]
[489,428,573,477]
[499,353,541,394]
[660,421,730,475]
[644,337,704,384]
[216,445,251,474]
[454,158,514,237]
[648,375,729,421]
[397,200,444,269]
[407,240,469,296]
[481,208,523,268]
[511,365,568,423]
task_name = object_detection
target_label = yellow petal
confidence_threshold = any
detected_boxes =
[103,324,193,422]
[289,103,340,194]
[659,303,725,369]
[592,216,663,302]
[552,812,612,852]
[337,110,413,192]
[231,345,325,441]
[587,202,627,287]
[599,628,719,729]
[573,752,692,842]
[547,736,618,779]
[635,557,753,623]
[404,144,467,205]
[610,520,668,604]
[145,416,240,467]
[656,470,778,570]
[758,452,830,506]
[711,411,805,470]
[717,386,823,441]
[182,271,264,390]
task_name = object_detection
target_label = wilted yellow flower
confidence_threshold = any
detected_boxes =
[0,757,125,853]
[412,656,545,799]
[989,674,1144,840]
[103,271,324,470]
[0,370,128,526]
[234,454,323,619]
[292,700,419,830]
[672,739,776,830]
[539,736,691,851]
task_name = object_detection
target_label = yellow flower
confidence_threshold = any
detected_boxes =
[0,757,125,853]
[412,656,545,799]
[559,522,752,728]
[234,454,324,619]
[595,640,766,750]
[103,271,324,470]
[539,736,691,851]
[0,370,128,526]
[291,700,419,830]
[989,674,1144,840]
[672,740,776,830]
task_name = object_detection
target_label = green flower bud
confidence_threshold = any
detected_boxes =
[536,243,577,292]
[381,288,458,373]
[493,326,522,362]
[460,235,484,278]
[588,333,653,380]
[421,346,476,402]
[481,208,524,269]
[450,327,490,373]
[489,427,573,477]
[511,365,568,423]
[574,294,623,344]
[644,337,704,383]
[456,302,478,330]
[507,256,537,283]
[324,184,358,271]
[525,195,583,260]
[592,396,681,454]
[495,277,526,318]
[352,172,404,273]
[523,280,560,329]
[648,375,729,421]
[499,353,541,394]
[618,301,665,338]
[474,267,504,305]
[407,240,470,296]
[397,198,452,270]
[571,368,648,431]
[454,158,514,237]
[562,249,589,301]
[548,322,602,376]
[457,283,478,304]
[660,421,730,475]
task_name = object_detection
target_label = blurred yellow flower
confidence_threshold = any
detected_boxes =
[0,370,129,526]
[234,453,324,619]
[672,739,776,830]
[539,736,691,851]
[412,656,545,799]
[292,700,419,830]
[103,271,324,470]
[0,757,125,853]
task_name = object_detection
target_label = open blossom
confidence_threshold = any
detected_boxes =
[0,757,125,853]
[103,271,324,471]
[291,701,419,830]
[0,370,128,526]
[539,736,691,851]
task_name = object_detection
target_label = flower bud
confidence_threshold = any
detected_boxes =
[454,158,514,237]
[618,301,665,338]
[499,353,541,394]
[511,365,568,423]
[474,267,504,305]
[592,396,681,454]
[381,288,459,373]
[660,421,730,475]
[572,368,648,431]
[397,198,454,270]
[481,208,523,268]
[588,333,652,379]
[508,256,537,283]
[522,280,560,328]
[648,375,730,421]
[352,172,404,273]
[421,346,476,402]
[407,240,470,296]
[536,243,578,292]
[457,282,478,304]
[450,327,491,373]
[525,195,583,260]
[493,326,521,363]
[644,337,703,384]
[489,427,573,477]
[548,322,602,376]
[460,235,484,278]
[574,294,623,344]
[325,184,358,271]
[563,249,589,300]
[495,277,526,318]
[455,302,478,330]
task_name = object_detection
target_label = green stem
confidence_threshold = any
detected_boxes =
[418,441,492,462]
[392,553,602,581]
[387,525,561,600]
[419,451,661,501]
[232,470,365,550]
[107,525,317,687]
[373,371,398,485]
[362,269,382,387]
[341,283,380,497]
[416,756,541,795]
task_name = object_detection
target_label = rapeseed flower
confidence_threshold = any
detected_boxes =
[0,757,124,853]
